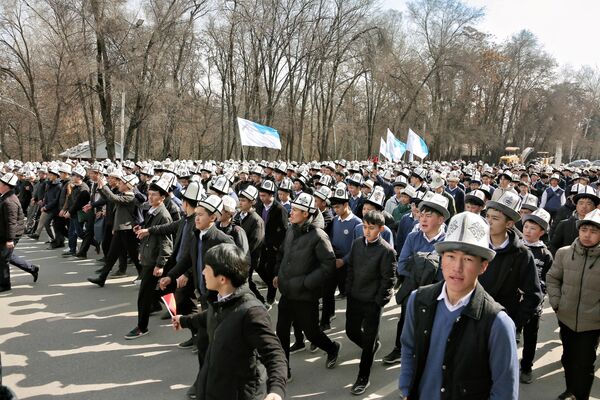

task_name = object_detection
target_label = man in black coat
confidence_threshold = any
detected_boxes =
[550,188,599,255]
[137,181,202,348]
[172,244,287,400]
[255,180,289,306]
[235,185,266,303]
[0,173,38,292]
[274,193,341,379]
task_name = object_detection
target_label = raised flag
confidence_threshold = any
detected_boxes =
[379,138,390,160]
[386,129,406,162]
[237,117,282,150]
[161,293,177,317]
[407,128,428,159]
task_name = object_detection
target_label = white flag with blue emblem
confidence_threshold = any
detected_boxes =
[237,117,282,150]
[406,128,428,159]
[386,129,406,162]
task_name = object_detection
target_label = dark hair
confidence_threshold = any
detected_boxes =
[204,243,248,287]
[363,210,385,226]
[183,198,198,208]
[420,205,443,218]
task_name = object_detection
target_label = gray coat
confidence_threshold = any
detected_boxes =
[100,185,140,230]
[139,203,173,267]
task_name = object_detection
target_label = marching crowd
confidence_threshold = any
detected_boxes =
[1,157,600,400]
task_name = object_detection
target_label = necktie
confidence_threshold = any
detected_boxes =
[261,207,269,223]
[176,219,189,262]
[197,236,204,295]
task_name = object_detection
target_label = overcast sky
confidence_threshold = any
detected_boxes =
[382,0,599,68]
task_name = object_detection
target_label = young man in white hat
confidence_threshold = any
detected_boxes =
[480,192,543,333]
[384,192,448,364]
[255,180,289,308]
[547,209,600,400]
[274,193,341,380]
[62,166,91,258]
[136,181,204,348]
[124,180,173,340]
[540,173,565,222]
[399,211,518,399]
[234,185,266,304]
[0,173,39,292]
[518,208,553,384]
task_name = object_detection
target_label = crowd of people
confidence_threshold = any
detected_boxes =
[1,156,599,400]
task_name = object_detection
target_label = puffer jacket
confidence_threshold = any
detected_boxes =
[275,210,335,302]
[547,239,600,332]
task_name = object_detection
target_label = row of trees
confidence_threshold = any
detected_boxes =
[1,0,598,162]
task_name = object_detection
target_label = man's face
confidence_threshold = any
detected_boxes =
[576,198,596,218]
[289,206,309,225]
[203,264,220,291]
[278,190,290,202]
[238,197,253,212]
[0,181,9,195]
[393,186,403,196]
[362,221,384,242]
[448,180,458,189]
[441,250,488,297]
[362,203,377,214]
[419,210,444,235]
[148,190,164,208]
[519,208,533,218]
[499,176,511,188]
[293,181,302,192]
[195,207,215,230]
[259,192,273,205]
[332,203,348,217]
[465,202,483,214]
[579,224,600,247]
[347,184,360,197]
[523,220,544,243]
[486,208,511,236]
[314,197,326,210]
[275,172,284,181]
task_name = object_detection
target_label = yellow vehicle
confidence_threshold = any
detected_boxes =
[499,147,521,165]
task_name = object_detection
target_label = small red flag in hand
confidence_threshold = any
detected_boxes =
[161,293,177,317]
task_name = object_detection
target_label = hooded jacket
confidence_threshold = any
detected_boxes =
[479,229,543,328]
[547,238,600,332]
[275,210,336,302]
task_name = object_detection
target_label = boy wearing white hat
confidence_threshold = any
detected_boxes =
[516,208,553,384]
[399,212,518,399]
[480,192,543,333]
[547,210,600,400]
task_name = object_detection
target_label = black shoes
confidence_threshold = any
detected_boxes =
[557,390,576,400]
[124,327,149,340]
[289,342,306,354]
[178,337,196,349]
[520,369,533,384]
[382,347,401,364]
[87,276,105,287]
[28,234,39,239]
[31,265,40,283]
[326,341,341,369]
[350,376,370,395]
[320,322,332,332]
[0,286,11,293]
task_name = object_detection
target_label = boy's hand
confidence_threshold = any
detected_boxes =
[335,259,344,269]
[172,315,182,330]
[264,394,282,400]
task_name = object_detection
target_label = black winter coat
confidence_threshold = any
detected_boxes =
[0,190,24,243]
[180,285,287,400]
[550,215,578,256]
[275,212,335,302]
[255,201,288,251]
[42,180,62,214]
[479,230,543,328]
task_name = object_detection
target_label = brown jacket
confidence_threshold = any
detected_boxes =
[0,190,25,243]
[546,238,600,332]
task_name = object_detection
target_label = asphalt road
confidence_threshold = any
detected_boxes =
[1,236,599,399]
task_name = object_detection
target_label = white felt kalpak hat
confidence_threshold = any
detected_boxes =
[435,212,496,261]
[486,191,522,222]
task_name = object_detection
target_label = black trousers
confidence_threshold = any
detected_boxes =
[520,313,540,372]
[247,250,265,303]
[137,265,160,331]
[0,243,14,290]
[276,296,336,372]
[102,225,128,272]
[77,214,98,256]
[394,299,408,350]
[257,247,277,302]
[97,230,141,280]
[51,215,68,245]
[559,320,600,400]
[346,297,382,378]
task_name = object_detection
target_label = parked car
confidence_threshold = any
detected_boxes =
[567,159,591,168]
